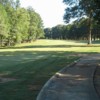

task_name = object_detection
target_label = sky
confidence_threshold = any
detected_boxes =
[20,0,66,28]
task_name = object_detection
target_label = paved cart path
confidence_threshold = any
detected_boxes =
[37,54,100,100]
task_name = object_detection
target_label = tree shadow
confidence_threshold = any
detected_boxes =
[0,44,100,49]
[0,50,99,100]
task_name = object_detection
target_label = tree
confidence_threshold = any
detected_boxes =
[93,0,100,24]
[0,0,44,46]
[52,25,64,39]
[44,19,99,41]
[63,0,99,44]
[0,4,9,46]
[44,28,52,39]
[15,8,30,43]
[27,7,44,42]
[1,0,21,45]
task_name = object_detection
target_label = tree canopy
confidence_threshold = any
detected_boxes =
[0,0,44,46]
[44,18,100,41]
[93,0,100,24]
[63,0,100,44]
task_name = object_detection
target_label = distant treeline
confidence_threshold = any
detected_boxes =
[0,0,44,46]
[44,18,100,41]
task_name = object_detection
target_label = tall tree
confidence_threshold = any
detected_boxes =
[93,0,100,24]
[14,8,30,43]
[27,7,44,42]
[63,0,99,44]
[0,0,44,46]
[0,4,9,46]
[44,28,52,39]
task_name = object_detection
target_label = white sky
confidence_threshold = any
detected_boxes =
[20,0,66,28]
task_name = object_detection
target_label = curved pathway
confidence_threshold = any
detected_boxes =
[94,60,100,98]
[37,54,100,100]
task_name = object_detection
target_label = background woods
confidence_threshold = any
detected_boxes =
[0,0,100,46]
[0,0,44,46]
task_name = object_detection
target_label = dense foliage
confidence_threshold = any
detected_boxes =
[63,0,100,44]
[93,0,100,24]
[44,18,100,40]
[0,0,44,46]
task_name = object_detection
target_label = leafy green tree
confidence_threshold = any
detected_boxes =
[44,28,52,39]
[0,4,9,46]
[93,0,100,24]
[0,0,44,46]
[52,25,63,39]
[63,0,99,44]
[27,7,44,42]
[15,8,30,43]
[1,0,20,45]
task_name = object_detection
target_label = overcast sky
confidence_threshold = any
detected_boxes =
[20,0,66,28]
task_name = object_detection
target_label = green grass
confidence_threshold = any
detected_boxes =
[0,39,100,100]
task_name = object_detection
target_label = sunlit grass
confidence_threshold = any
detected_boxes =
[0,39,100,100]
[0,39,100,53]
[15,39,86,46]
[0,47,100,52]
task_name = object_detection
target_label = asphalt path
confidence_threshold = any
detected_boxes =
[37,54,100,100]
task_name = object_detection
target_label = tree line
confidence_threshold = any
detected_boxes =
[0,0,44,46]
[0,0,100,46]
[63,0,100,44]
[45,0,100,43]
[44,18,100,41]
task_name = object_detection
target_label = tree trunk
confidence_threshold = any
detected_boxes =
[7,38,11,46]
[87,10,93,45]
[0,35,3,46]
[88,26,92,44]
[93,36,96,41]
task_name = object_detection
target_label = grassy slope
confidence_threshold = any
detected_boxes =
[0,39,100,100]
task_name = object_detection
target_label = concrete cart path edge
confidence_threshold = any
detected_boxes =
[37,54,100,100]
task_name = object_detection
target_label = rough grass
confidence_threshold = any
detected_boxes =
[0,39,100,100]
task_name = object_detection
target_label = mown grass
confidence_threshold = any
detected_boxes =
[0,39,100,100]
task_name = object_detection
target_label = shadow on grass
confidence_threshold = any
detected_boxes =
[0,51,99,100]
[0,51,99,80]
[92,40,100,44]
[0,44,100,49]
